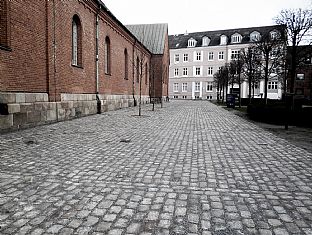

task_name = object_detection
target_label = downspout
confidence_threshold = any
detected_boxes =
[45,0,50,99]
[52,0,58,121]
[96,5,101,114]
[132,40,137,106]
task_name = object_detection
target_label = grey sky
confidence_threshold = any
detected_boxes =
[103,0,311,35]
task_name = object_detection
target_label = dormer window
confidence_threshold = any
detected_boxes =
[202,36,210,46]
[270,31,279,40]
[220,35,227,45]
[231,33,242,43]
[250,31,260,42]
[188,38,197,47]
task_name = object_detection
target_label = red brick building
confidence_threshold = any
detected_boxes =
[287,45,312,100]
[0,0,169,131]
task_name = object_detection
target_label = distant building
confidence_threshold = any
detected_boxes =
[126,24,170,101]
[287,45,312,100]
[168,25,286,100]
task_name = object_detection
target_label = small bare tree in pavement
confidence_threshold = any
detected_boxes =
[275,8,312,94]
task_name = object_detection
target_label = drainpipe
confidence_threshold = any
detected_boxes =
[96,5,101,114]
[132,40,137,106]
[52,0,59,121]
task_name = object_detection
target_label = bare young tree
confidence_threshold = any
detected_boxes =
[275,8,312,93]
[255,31,286,104]
[229,54,244,107]
[213,65,229,103]
[241,46,262,104]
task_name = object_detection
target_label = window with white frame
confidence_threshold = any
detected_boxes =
[250,31,260,42]
[268,81,278,90]
[174,54,180,63]
[183,53,188,62]
[231,50,240,60]
[206,82,213,91]
[182,95,187,99]
[220,35,227,45]
[173,83,179,92]
[231,34,242,43]
[208,52,214,61]
[183,67,188,76]
[195,51,202,61]
[218,51,224,60]
[207,67,213,75]
[182,83,187,92]
[202,36,210,46]
[188,38,197,47]
[297,73,305,80]
[195,82,200,91]
[270,31,279,40]
[195,67,201,76]
[174,68,179,77]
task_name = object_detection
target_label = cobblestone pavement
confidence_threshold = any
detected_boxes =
[0,100,312,235]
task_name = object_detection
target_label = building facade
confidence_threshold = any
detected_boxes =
[287,45,312,100]
[0,0,169,131]
[126,24,170,101]
[168,25,285,100]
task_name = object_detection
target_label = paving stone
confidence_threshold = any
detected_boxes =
[1,101,312,235]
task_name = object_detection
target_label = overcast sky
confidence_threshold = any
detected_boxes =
[103,0,311,35]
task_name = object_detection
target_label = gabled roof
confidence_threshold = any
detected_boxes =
[169,25,286,49]
[126,24,168,55]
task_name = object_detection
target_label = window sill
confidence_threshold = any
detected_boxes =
[0,45,12,51]
[72,64,83,69]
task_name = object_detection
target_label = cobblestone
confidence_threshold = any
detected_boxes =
[1,101,312,234]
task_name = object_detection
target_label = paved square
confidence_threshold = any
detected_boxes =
[0,101,311,234]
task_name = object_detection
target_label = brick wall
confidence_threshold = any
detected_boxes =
[0,0,47,93]
[0,0,156,131]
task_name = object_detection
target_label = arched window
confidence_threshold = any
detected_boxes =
[72,15,82,66]
[250,31,261,42]
[136,56,140,83]
[124,49,128,80]
[105,36,111,74]
[0,0,9,48]
[187,38,197,47]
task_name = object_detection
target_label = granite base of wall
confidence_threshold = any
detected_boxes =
[0,92,149,132]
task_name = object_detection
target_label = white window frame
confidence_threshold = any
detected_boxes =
[174,54,180,63]
[195,82,200,92]
[183,53,188,62]
[231,50,240,60]
[206,82,213,92]
[208,52,214,61]
[174,68,179,77]
[195,67,201,76]
[173,83,179,92]
[194,51,202,61]
[182,83,187,92]
[250,31,260,42]
[220,35,227,45]
[202,36,209,46]
[218,51,224,60]
[183,67,188,76]
[232,34,241,43]
[207,67,213,76]
[268,81,278,90]
[188,38,197,47]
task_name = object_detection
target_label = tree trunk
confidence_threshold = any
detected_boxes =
[238,73,241,108]
[264,53,269,105]
[289,38,297,94]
